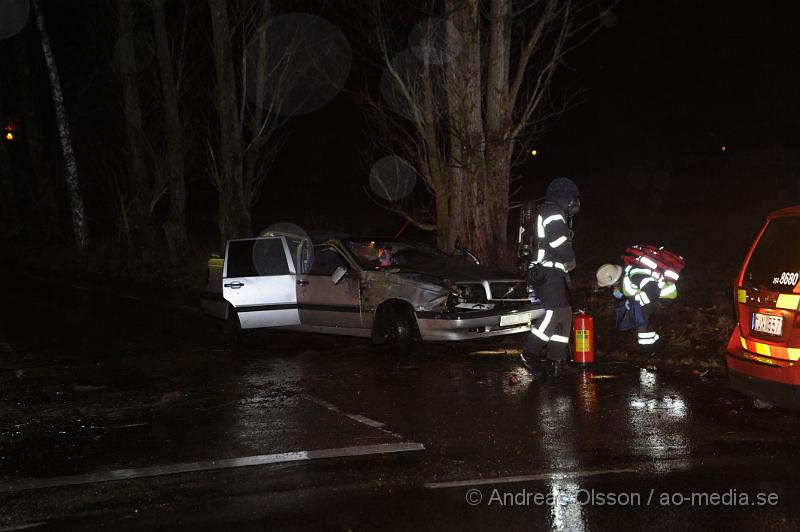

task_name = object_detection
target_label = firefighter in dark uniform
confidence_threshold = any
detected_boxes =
[520,177,580,378]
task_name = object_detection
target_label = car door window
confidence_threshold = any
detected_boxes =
[309,247,348,276]
[226,239,290,277]
[285,237,314,274]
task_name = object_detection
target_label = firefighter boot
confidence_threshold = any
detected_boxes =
[519,351,548,381]
[638,337,663,361]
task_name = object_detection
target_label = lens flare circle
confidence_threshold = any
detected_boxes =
[0,0,29,40]
[369,156,417,202]
[245,13,352,116]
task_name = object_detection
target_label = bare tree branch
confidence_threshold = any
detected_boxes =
[363,187,437,232]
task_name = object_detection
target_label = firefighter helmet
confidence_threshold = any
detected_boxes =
[545,177,580,214]
[596,264,623,287]
[545,177,579,201]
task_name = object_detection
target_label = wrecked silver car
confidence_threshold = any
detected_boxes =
[201,235,542,352]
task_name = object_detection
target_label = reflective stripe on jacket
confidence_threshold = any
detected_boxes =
[622,266,678,305]
[528,201,574,271]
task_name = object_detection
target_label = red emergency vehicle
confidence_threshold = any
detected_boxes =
[727,206,800,407]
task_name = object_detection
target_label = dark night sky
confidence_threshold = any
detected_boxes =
[523,1,800,206]
[265,0,800,238]
[3,0,800,243]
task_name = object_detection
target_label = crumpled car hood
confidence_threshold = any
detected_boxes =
[391,256,520,283]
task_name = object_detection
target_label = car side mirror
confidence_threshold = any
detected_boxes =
[331,266,348,285]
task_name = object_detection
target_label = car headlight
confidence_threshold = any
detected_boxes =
[456,284,487,304]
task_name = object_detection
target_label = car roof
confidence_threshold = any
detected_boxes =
[767,205,800,220]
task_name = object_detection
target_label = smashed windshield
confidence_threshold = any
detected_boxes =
[345,240,446,270]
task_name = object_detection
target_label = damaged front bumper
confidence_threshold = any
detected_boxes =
[415,303,543,341]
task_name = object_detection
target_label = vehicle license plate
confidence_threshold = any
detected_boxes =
[501,312,532,327]
[752,313,783,336]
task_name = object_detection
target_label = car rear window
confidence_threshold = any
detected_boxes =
[226,239,290,277]
[744,217,800,292]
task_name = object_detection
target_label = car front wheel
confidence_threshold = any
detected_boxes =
[375,302,420,356]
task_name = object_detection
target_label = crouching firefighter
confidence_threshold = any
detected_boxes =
[595,261,679,355]
[520,177,581,379]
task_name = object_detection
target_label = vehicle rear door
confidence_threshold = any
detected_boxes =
[739,215,800,360]
[223,237,300,329]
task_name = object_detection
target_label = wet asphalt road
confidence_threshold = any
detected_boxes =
[2,279,800,530]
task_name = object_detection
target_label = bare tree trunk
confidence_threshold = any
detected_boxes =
[440,5,465,254]
[242,0,270,204]
[31,0,89,249]
[14,33,58,240]
[115,0,152,247]
[445,0,491,263]
[485,0,513,268]
[484,145,513,267]
[463,0,490,264]
[152,0,189,261]
[209,0,251,245]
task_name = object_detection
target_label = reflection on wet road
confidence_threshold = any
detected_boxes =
[2,281,800,529]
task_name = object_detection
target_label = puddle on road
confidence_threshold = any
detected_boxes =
[623,368,692,471]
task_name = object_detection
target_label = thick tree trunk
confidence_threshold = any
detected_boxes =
[418,57,450,252]
[209,0,251,246]
[443,0,493,264]
[431,0,516,269]
[115,0,152,247]
[485,0,514,269]
[32,0,89,249]
[441,1,466,255]
[152,0,188,261]
[485,146,513,268]
[14,33,58,240]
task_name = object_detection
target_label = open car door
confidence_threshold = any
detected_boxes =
[223,237,300,329]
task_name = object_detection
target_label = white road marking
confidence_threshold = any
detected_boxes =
[300,393,343,412]
[424,467,638,489]
[2,442,425,493]
[106,422,149,430]
[302,394,404,438]
[347,414,385,429]
[0,523,48,531]
[468,349,521,356]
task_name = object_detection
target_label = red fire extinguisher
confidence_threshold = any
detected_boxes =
[573,310,595,364]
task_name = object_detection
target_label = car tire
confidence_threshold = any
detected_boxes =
[223,306,250,346]
[384,303,419,356]
[223,307,240,337]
